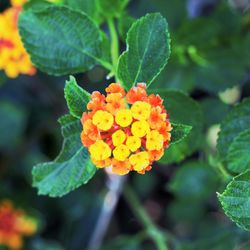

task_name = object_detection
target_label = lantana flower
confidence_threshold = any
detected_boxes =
[0,200,37,250]
[0,0,35,78]
[81,83,172,175]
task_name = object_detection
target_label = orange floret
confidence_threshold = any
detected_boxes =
[106,93,126,114]
[148,106,167,130]
[81,131,95,147]
[80,83,171,175]
[112,159,131,175]
[147,94,164,109]
[83,119,100,141]
[105,83,126,97]
[126,83,147,104]
[92,158,112,168]
[87,91,106,111]
[0,200,37,250]
[148,148,164,161]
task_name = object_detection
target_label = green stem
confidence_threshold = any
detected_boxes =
[218,163,232,181]
[124,186,169,250]
[107,18,119,80]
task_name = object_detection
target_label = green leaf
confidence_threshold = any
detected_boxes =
[64,76,90,119]
[117,13,170,90]
[168,161,218,201]
[32,114,96,197]
[0,101,27,150]
[97,0,129,19]
[218,169,250,231]
[18,6,111,75]
[171,123,192,145]
[23,0,54,11]
[64,0,103,24]
[217,98,250,159]
[180,230,238,250]
[118,13,136,41]
[149,90,203,164]
[200,97,231,128]
[195,48,246,93]
[136,0,187,29]
[227,129,250,174]
[151,62,195,93]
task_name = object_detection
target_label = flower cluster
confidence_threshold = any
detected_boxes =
[81,83,172,175]
[0,0,36,78]
[0,200,37,250]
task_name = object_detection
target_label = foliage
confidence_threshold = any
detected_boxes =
[0,0,249,249]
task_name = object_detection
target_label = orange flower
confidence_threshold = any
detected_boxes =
[81,112,94,125]
[0,200,37,250]
[148,94,164,109]
[92,158,112,168]
[105,83,126,97]
[0,1,36,78]
[148,106,167,130]
[159,122,172,141]
[83,119,99,141]
[87,91,106,111]
[81,83,171,175]
[112,159,131,175]
[80,131,95,147]
[126,83,147,104]
[148,148,164,161]
[106,93,126,114]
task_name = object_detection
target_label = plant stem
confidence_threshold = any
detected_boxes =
[107,18,119,79]
[123,186,169,250]
[218,162,232,181]
[87,174,127,250]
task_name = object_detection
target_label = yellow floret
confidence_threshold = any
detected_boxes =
[89,140,111,161]
[131,101,151,120]
[146,130,164,151]
[10,0,26,7]
[129,152,149,171]
[112,130,126,146]
[126,136,141,152]
[113,144,130,161]
[92,110,114,131]
[131,120,150,137]
[16,217,37,235]
[115,109,133,127]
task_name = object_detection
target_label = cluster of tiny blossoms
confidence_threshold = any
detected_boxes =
[0,200,37,250]
[81,83,172,175]
[0,0,36,78]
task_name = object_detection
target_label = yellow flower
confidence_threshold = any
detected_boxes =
[131,101,151,120]
[131,120,150,137]
[10,0,26,7]
[129,152,149,171]
[113,144,130,161]
[92,110,114,131]
[112,129,126,146]
[126,136,141,152]
[0,5,36,78]
[146,130,164,151]
[115,109,133,127]
[89,140,111,161]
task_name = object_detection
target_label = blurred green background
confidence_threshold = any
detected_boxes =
[0,0,250,249]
